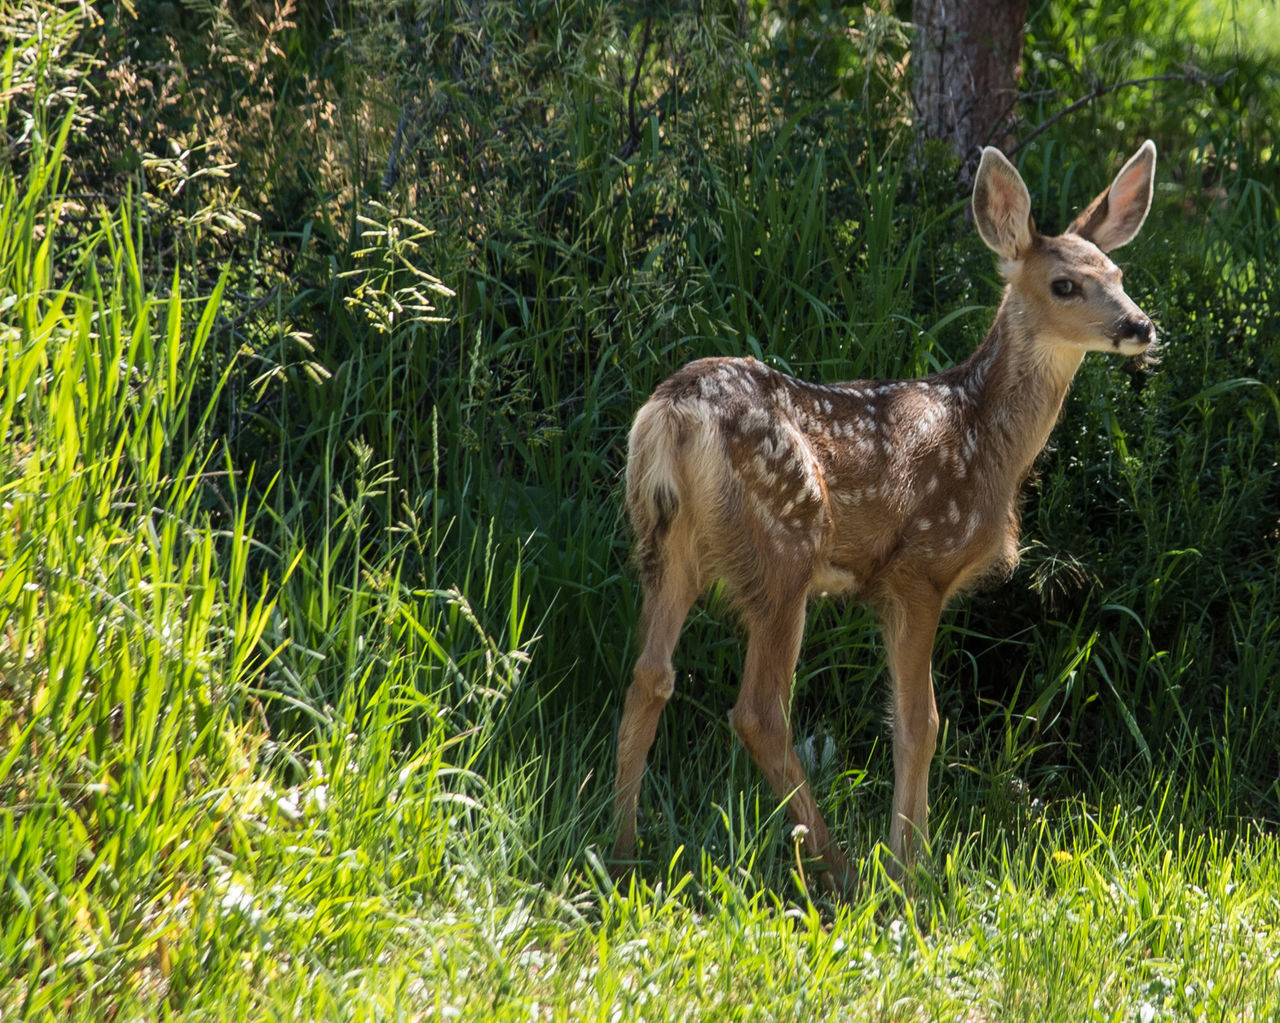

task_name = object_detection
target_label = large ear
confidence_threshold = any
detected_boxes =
[1067,140,1156,252]
[972,146,1036,261]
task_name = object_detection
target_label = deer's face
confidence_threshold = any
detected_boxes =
[1013,233,1155,357]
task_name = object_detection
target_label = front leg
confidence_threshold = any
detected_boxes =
[881,585,944,877]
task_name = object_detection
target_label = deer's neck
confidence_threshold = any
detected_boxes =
[957,300,1085,488]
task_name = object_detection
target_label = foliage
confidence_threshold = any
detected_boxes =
[2,0,1279,1017]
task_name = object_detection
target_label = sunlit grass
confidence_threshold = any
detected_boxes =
[1187,0,1280,56]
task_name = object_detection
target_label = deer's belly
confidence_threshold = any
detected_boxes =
[809,563,862,599]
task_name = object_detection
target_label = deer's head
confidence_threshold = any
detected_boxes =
[973,141,1157,358]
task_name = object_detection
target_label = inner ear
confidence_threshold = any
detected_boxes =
[1068,141,1156,252]
[972,147,1036,261]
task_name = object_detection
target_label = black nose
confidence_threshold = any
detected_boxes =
[1120,316,1154,345]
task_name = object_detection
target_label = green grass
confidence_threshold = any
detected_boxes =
[3,1,1280,1019]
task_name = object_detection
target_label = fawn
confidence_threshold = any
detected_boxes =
[610,141,1157,893]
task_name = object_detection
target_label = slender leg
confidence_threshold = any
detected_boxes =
[612,570,699,861]
[730,597,854,894]
[882,588,943,877]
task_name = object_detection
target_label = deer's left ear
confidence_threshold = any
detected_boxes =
[1068,140,1156,252]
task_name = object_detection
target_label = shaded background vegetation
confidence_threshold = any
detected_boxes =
[2,0,1279,1015]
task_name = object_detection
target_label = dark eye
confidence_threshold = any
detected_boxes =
[1051,278,1078,298]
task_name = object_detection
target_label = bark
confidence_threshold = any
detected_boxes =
[911,0,1028,166]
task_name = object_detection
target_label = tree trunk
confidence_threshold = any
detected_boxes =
[911,0,1028,166]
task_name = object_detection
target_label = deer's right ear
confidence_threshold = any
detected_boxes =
[972,146,1036,262]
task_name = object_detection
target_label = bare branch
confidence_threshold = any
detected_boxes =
[621,17,654,159]
[1011,69,1230,156]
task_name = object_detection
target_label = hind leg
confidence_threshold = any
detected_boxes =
[730,594,853,894]
[612,565,699,860]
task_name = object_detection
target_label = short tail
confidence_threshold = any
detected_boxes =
[625,399,683,558]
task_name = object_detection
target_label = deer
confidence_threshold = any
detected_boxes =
[611,140,1157,894]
